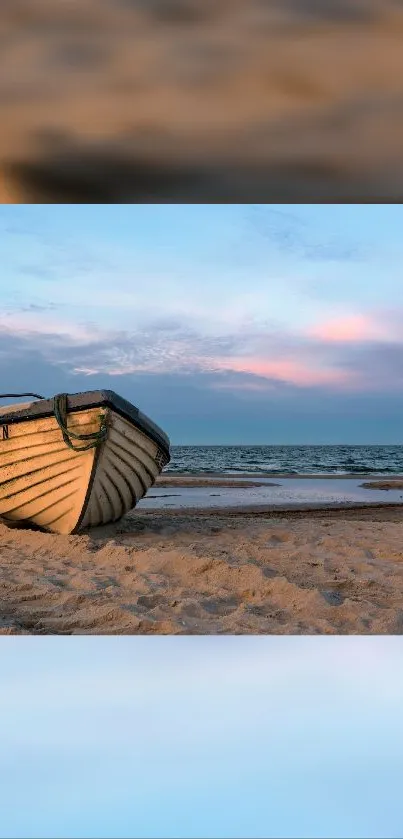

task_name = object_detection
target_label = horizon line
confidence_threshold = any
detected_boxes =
[169,441,403,447]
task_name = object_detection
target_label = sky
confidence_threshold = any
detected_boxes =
[0,636,402,839]
[1,203,403,443]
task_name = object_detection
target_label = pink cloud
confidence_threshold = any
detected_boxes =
[4,307,398,394]
[308,314,384,344]
[213,357,353,388]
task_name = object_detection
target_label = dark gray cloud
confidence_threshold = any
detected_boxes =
[334,340,403,385]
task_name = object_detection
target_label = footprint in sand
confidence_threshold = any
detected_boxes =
[247,604,289,624]
[92,576,118,590]
[262,566,280,579]
[267,532,292,546]
[321,589,345,606]
[137,593,164,610]
[45,576,67,588]
[201,596,240,616]
[178,602,202,619]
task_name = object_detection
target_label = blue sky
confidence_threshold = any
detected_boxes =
[0,637,402,839]
[1,204,403,443]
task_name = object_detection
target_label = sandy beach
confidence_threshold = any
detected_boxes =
[2,0,403,200]
[1,473,403,634]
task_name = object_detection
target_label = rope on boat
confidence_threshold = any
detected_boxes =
[53,393,108,452]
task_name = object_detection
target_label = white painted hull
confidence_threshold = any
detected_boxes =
[0,401,168,534]
[80,411,162,529]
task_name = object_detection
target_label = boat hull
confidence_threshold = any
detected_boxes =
[0,391,170,534]
[79,409,163,530]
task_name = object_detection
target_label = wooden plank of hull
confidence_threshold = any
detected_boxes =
[0,408,103,534]
[79,411,162,529]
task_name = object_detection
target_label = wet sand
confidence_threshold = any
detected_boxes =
[362,480,403,490]
[1,502,403,635]
[144,474,403,509]
[156,478,276,488]
[2,0,403,201]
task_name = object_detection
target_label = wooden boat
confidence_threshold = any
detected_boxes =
[0,390,170,534]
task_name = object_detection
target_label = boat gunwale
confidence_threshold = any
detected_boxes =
[0,389,170,461]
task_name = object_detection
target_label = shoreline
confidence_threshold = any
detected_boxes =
[135,504,403,521]
[145,475,403,513]
[158,472,403,482]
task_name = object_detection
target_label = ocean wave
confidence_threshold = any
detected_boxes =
[165,445,403,475]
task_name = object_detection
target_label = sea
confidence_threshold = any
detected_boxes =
[165,445,403,475]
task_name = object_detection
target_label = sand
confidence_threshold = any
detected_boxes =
[1,504,403,635]
[156,478,277,488]
[2,0,403,200]
[361,480,403,490]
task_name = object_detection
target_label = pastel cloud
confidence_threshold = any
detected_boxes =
[309,313,386,343]
[1,305,402,396]
[213,357,354,388]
